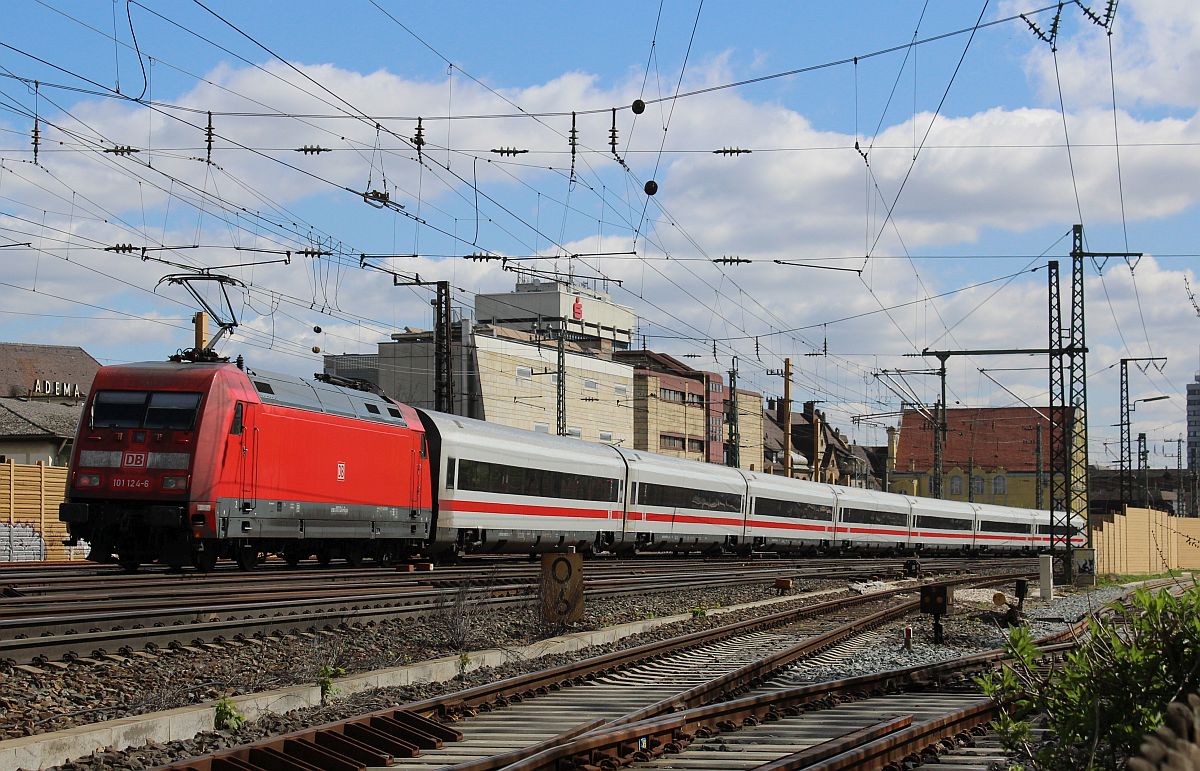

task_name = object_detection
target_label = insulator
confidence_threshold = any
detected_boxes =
[104,145,140,156]
[490,147,528,157]
[105,243,138,254]
[297,248,331,258]
[204,111,214,164]
[609,108,618,155]
[413,117,425,147]
[712,147,751,156]
[296,145,331,155]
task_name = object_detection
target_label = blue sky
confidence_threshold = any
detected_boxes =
[1,0,1198,465]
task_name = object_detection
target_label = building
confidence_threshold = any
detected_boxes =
[1188,357,1200,469]
[327,323,635,446]
[0,342,99,399]
[0,343,99,465]
[475,280,635,352]
[889,406,1064,508]
[612,350,763,472]
[326,281,767,467]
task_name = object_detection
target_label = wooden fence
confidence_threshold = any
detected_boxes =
[1091,506,1200,575]
[0,460,85,561]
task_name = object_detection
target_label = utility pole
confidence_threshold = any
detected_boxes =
[1138,432,1149,508]
[1035,424,1044,510]
[391,276,454,413]
[767,359,793,476]
[1119,357,1166,510]
[783,358,792,477]
[967,456,975,503]
[557,327,566,436]
[726,358,740,468]
[911,346,1066,501]
[358,260,455,414]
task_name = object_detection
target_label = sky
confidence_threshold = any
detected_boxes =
[0,0,1197,468]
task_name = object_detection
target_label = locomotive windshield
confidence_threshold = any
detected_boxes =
[91,391,202,430]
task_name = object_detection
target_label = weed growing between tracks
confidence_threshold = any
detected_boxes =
[978,579,1200,769]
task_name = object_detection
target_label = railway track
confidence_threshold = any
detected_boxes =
[490,578,1186,771]
[153,571,1029,771]
[0,557,1033,665]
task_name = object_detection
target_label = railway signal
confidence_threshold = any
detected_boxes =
[919,584,952,644]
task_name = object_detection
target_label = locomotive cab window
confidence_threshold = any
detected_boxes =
[364,403,381,414]
[446,457,456,489]
[92,390,148,428]
[92,391,201,430]
[144,392,202,430]
[230,403,244,435]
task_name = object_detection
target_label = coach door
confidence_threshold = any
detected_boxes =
[230,401,259,511]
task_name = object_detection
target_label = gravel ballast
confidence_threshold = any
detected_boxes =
[7,568,1053,771]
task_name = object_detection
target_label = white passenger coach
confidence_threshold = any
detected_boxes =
[418,410,1085,557]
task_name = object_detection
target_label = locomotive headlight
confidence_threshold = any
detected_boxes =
[162,475,188,490]
[76,474,101,488]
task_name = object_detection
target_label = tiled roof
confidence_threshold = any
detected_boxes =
[893,406,1067,473]
[0,398,82,439]
[0,342,100,398]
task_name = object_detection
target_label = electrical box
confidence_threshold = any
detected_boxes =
[919,585,952,615]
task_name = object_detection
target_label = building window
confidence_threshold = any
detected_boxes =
[584,379,598,390]
[949,475,963,495]
[971,476,984,495]
[687,438,705,453]
[687,393,705,406]
[533,423,550,433]
[992,476,1007,495]
[566,426,582,438]
[516,366,533,380]
[660,388,685,402]
[614,384,628,396]
[599,430,613,442]
[550,374,560,385]
[660,434,685,450]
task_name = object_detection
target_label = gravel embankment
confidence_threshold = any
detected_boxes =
[777,584,1128,684]
[2,581,833,742]
[15,568,1041,771]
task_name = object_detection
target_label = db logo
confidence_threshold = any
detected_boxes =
[122,452,147,468]
[336,462,346,481]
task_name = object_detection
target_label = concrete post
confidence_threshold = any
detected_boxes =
[1039,553,1054,601]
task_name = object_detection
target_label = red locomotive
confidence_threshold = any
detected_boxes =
[59,357,431,570]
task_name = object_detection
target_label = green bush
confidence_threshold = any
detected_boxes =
[978,581,1200,769]
[214,696,245,731]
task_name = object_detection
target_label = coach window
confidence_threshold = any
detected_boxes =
[992,476,1007,495]
[980,519,1029,534]
[840,507,907,527]
[914,515,972,531]
[446,457,456,489]
[949,475,963,495]
[755,497,833,520]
